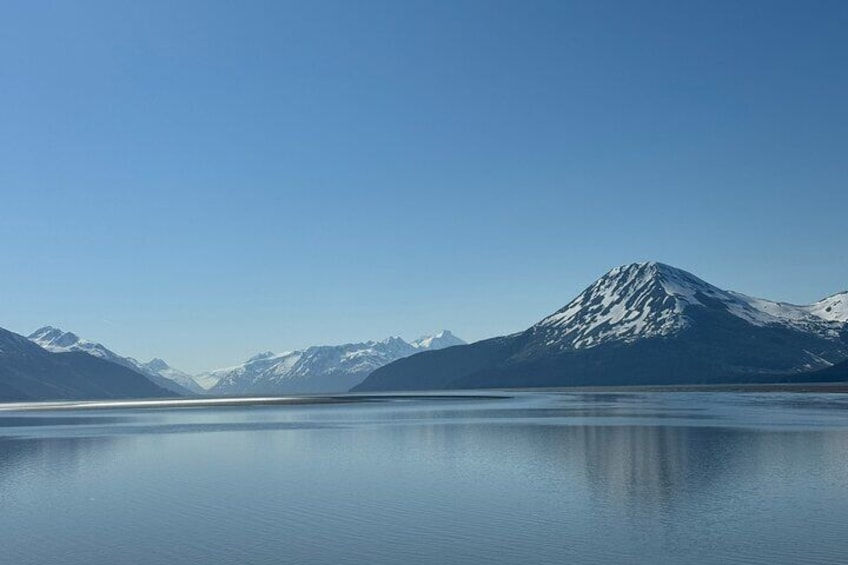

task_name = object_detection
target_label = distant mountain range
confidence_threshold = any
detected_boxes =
[2,261,846,401]
[355,262,848,391]
[29,326,202,395]
[206,331,465,395]
[0,324,466,401]
[0,327,173,401]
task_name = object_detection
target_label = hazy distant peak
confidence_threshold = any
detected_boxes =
[29,325,61,336]
[411,330,466,350]
[247,351,278,363]
[206,330,466,394]
[144,358,170,372]
[380,336,406,344]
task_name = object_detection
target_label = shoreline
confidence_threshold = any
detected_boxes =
[507,381,848,394]
[2,382,848,411]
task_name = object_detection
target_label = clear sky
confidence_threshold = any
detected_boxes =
[1,0,846,373]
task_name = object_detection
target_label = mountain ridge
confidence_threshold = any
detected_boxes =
[0,326,174,401]
[535,262,844,349]
[354,262,847,392]
[207,331,466,395]
[28,326,200,394]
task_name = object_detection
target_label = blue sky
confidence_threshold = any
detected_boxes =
[1,0,846,372]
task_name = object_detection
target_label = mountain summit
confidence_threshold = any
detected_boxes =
[411,330,465,350]
[355,262,848,392]
[535,262,843,349]
[30,326,113,358]
[535,262,715,348]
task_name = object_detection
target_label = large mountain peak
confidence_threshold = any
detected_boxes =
[535,261,845,351]
[535,262,719,349]
[355,263,848,393]
[599,261,716,300]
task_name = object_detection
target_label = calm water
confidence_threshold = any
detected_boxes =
[2,392,848,565]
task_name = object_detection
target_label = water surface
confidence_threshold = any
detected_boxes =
[2,391,848,564]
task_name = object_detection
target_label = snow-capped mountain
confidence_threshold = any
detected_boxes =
[30,326,122,363]
[207,332,466,395]
[28,326,201,394]
[410,330,466,350]
[355,262,848,392]
[139,358,204,394]
[536,262,845,349]
[0,326,173,401]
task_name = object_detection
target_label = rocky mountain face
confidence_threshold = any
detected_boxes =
[354,262,848,392]
[208,332,466,395]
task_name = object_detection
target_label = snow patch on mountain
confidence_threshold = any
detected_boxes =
[807,291,848,323]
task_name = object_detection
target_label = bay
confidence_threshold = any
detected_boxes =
[1,391,848,565]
